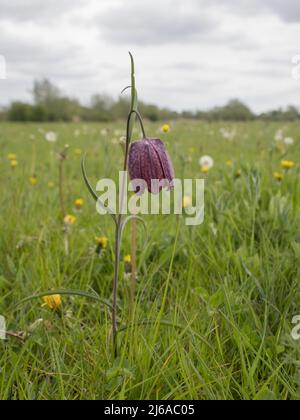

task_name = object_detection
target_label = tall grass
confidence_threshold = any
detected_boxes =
[0,121,299,400]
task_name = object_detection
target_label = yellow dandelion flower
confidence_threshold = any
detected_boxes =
[10,159,18,169]
[29,176,38,186]
[74,198,84,209]
[182,196,193,209]
[201,164,210,174]
[273,172,284,182]
[199,156,214,169]
[64,214,76,225]
[42,295,62,310]
[281,160,295,170]
[95,236,109,249]
[7,153,17,161]
[124,255,132,264]
[162,124,170,133]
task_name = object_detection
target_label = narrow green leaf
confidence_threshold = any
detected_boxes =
[14,289,113,310]
[128,52,138,141]
[129,52,138,112]
[81,155,117,224]
[121,85,131,95]
[81,155,99,202]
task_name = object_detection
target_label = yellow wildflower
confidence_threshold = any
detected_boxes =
[226,160,233,167]
[281,160,295,170]
[124,255,132,264]
[64,214,76,225]
[162,124,170,133]
[10,160,18,169]
[273,172,284,182]
[95,236,109,249]
[42,295,62,310]
[201,165,210,174]
[74,198,84,209]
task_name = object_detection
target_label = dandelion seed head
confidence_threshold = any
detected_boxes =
[45,131,57,143]
[199,155,214,170]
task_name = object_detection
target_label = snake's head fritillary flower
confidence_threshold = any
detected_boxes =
[128,138,175,194]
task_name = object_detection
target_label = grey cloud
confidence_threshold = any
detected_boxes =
[0,0,85,22]
[266,0,300,22]
[0,24,76,65]
[97,0,217,45]
[210,0,300,22]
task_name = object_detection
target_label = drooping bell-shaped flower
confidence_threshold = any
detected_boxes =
[128,138,175,194]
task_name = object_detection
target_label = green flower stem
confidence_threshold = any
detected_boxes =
[111,53,146,358]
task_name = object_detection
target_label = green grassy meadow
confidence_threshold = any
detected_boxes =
[0,120,300,400]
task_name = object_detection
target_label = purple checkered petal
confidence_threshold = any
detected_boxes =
[128,138,175,194]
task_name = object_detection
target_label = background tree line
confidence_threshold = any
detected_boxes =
[0,79,299,122]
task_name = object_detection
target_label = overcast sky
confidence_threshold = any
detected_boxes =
[0,0,300,112]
